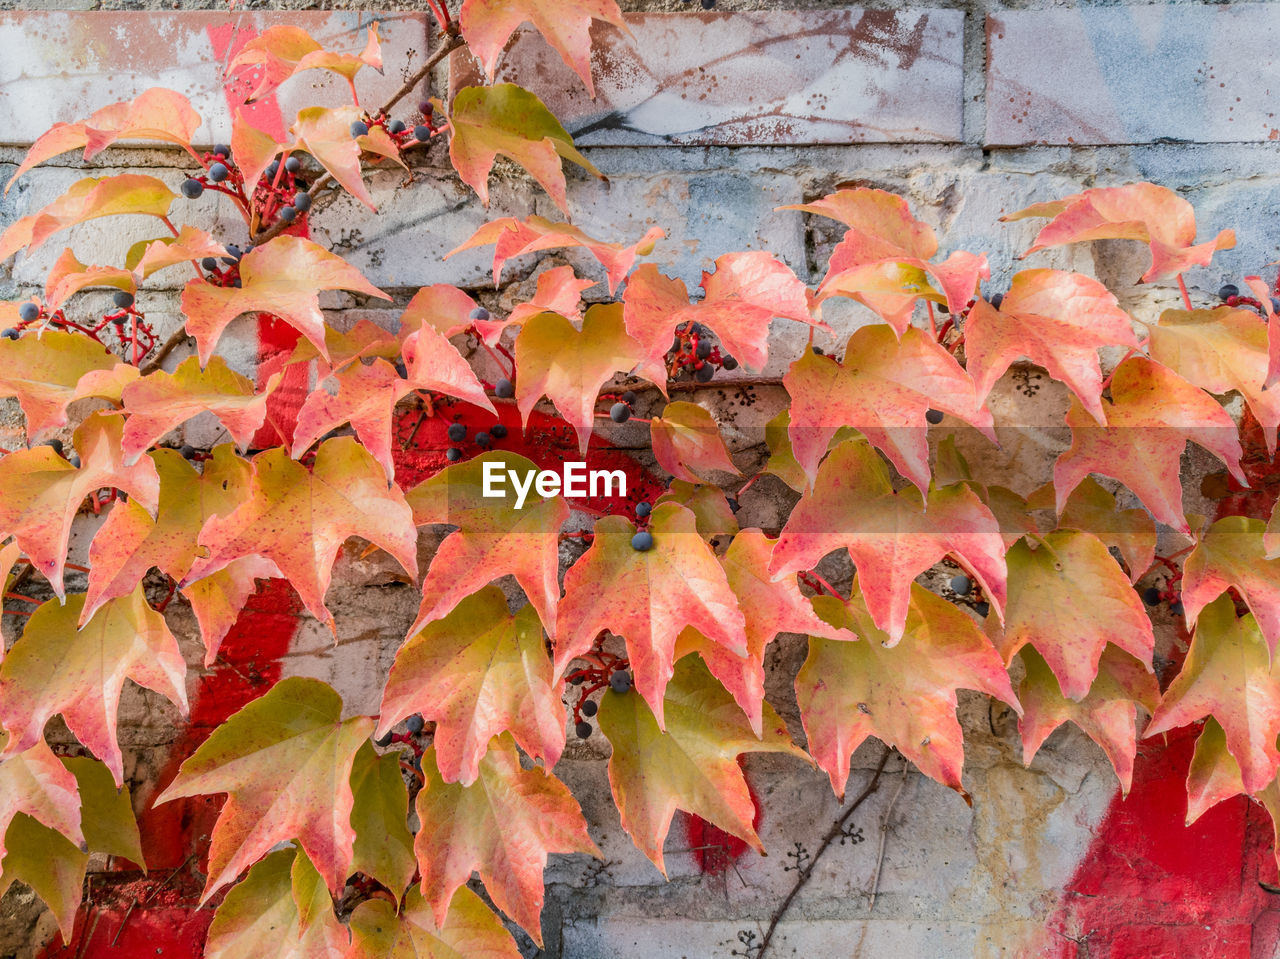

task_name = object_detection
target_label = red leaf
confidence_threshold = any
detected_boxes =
[482,265,595,343]
[1182,516,1280,657]
[649,401,740,483]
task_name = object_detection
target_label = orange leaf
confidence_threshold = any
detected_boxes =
[0,739,83,865]
[292,106,376,211]
[134,226,229,279]
[649,401,740,483]
[0,330,128,437]
[481,265,595,343]
[399,284,480,339]
[43,249,134,308]
[1182,516,1280,656]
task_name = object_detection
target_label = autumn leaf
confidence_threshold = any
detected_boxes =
[0,815,86,941]
[181,235,390,365]
[347,887,521,959]
[292,105,376,210]
[378,587,565,786]
[1182,516,1280,656]
[1146,306,1280,455]
[120,355,279,460]
[414,735,598,945]
[932,436,1038,550]
[0,739,83,867]
[448,215,663,293]
[349,742,416,897]
[230,22,382,104]
[6,88,200,191]
[156,677,372,899]
[797,582,1017,797]
[1053,357,1245,533]
[184,438,417,631]
[1004,183,1235,283]
[655,480,739,540]
[783,329,994,493]
[964,270,1139,421]
[183,558,282,667]
[483,265,595,342]
[556,502,748,725]
[0,412,160,596]
[0,330,127,437]
[83,447,252,633]
[400,284,482,338]
[133,225,229,279]
[405,452,570,635]
[460,0,626,96]
[0,174,176,260]
[231,109,286,194]
[0,588,187,786]
[1017,645,1157,795]
[286,319,400,373]
[448,84,602,216]
[401,323,496,410]
[769,439,1007,644]
[1186,718,1247,825]
[44,248,135,308]
[204,848,348,959]
[676,529,848,735]
[515,303,640,453]
[598,654,804,872]
[1027,476,1156,583]
[648,401,740,483]
[1146,596,1280,793]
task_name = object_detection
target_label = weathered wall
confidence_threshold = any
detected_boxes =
[1,3,1280,958]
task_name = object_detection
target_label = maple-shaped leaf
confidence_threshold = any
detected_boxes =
[0,174,176,260]
[1017,644,1157,795]
[556,502,747,725]
[285,319,400,374]
[460,0,626,96]
[448,84,602,216]
[231,22,382,104]
[0,754,145,941]
[1004,183,1235,283]
[414,734,598,945]
[781,188,937,260]
[204,848,347,959]
[482,265,594,343]
[1146,596,1280,792]
[133,225,229,279]
[964,270,1138,422]
[157,677,372,899]
[44,248,135,308]
[6,88,200,191]
[448,215,663,293]
[405,452,570,635]
[0,412,159,596]
[83,447,251,629]
[401,323,497,411]
[797,582,1017,797]
[1026,476,1156,583]
[1182,516,1280,655]
[649,401,740,483]
[676,529,848,735]
[1185,718,1248,825]
[120,355,279,460]
[347,887,521,959]
[655,480,739,540]
[1240,275,1280,390]
[990,530,1153,702]
[1053,357,1245,533]
[400,284,481,339]
[1147,306,1280,455]
[231,109,286,196]
[0,739,83,867]
[598,653,803,872]
[183,558,282,667]
[379,587,565,786]
[292,105,377,210]
[0,588,187,786]
[931,436,1037,550]
[770,439,1007,644]
[0,330,126,437]
[184,438,417,631]
[181,235,389,365]
[349,741,415,897]
[784,329,994,492]
[514,303,640,453]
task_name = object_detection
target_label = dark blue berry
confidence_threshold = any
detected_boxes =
[926,408,944,425]
[388,119,406,134]
[621,390,637,405]
[350,120,370,138]
[406,714,425,735]
[265,161,279,180]
[413,125,431,142]
[696,339,712,359]
[635,501,651,518]
[469,306,491,322]
[575,721,592,739]
[447,423,467,442]
[581,699,598,717]
[727,497,740,513]
[181,178,204,199]
[225,244,242,261]
[950,574,971,595]
[722,356,738,371]
[201,257,219,271]
[1170,601,1185,617]
[609,670,632,694]
[475,431,491,447]
[208,162,229,183]
[180,444,197,460]
[570,673,586,685]
[375,731,394,748]
[293,191,312,212]
[1142,586,1162,606]
[669,337,681,353]
[1219,284,1239,301]
[279,205,297,223]
[631,531,654,551]
[989,293,1004,309]
[284,156,301,173]
[2,329,18,340]
[394,359,408,378]
[975,601,990,617]
[446,447,462,462]
[694,363,715,383]
[490,423,508,439]
[18,302,39,322]
[610,402,630,423]
[112,290,134,309]
[495,378,514,399]
[213,143,231,159]
[41,438,63,454]
[67,454,80,468]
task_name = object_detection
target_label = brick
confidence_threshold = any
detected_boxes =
[0,11,431,146]
[987,6,1280,145]
[451,9,964,147]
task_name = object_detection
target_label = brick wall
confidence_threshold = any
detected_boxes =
[2,3,1280,958]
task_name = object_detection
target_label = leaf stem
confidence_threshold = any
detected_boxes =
[1178,275,1193,311]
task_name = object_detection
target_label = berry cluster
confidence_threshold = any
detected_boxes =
[947,572,990,618]
[5,291,157,365]
[179,144,314,236]
[667,322,737,383]
[442,416,508,462]
[350,98,442,152]
[1217,281,1280,316]
[375,712,430,775]
[566,643,633,740]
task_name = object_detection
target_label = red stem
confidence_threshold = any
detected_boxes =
[1178,275,1194,311]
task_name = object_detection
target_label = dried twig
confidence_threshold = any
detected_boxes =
[867,762,909,911]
